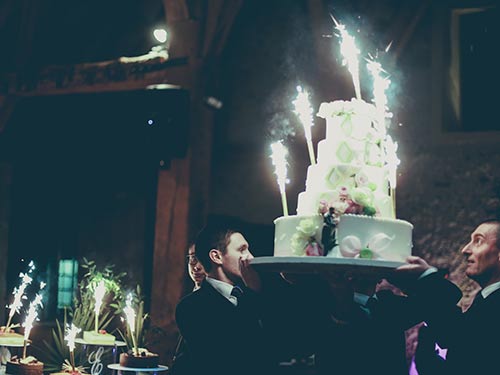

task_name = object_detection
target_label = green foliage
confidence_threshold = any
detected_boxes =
[38,258,127,372]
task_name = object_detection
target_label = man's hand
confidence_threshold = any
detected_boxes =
[389,256,434,290]
[396,255,433,276]
[240,254,262,292]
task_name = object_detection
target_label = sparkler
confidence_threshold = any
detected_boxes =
[270,141,289,216]
[5,261,35,331]
[65,323,81,372]
[93,281,106,333]
[123,294,139,356]
[366,59,391,137]
[332,16,362,100]
[22,286,44,359]
[292,86,316,166]
[385,135,400,218]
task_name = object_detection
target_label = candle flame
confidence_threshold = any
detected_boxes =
[65,323,81,352]
[335,22,362,100]
[270,142,288,194]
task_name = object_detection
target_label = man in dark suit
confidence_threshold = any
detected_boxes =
[313,275,437,375]
[397,218,500,375]
[175,219,279,375]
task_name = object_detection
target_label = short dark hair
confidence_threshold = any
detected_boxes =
[194,218,244,272]
[479,218,500,249]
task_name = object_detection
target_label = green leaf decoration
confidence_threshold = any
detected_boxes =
[340,114,353,135]
[359,248,373,259]
[336,142,354,163]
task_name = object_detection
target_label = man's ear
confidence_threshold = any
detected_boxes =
[209,249,223,265]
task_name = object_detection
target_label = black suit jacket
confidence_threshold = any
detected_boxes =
[315,289,421,375]
[175,280,276,375]
[427,287,500,375]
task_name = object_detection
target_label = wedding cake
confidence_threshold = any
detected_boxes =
[274,98,413,262]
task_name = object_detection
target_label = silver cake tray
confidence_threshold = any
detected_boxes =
[108,364,168,374]
[250,256,404,279]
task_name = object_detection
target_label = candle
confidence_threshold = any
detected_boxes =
[292,86,316,166]
[270,141,289,216]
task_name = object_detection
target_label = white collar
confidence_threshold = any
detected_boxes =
[481,280,500,299]
[353,292,371,307]
[205,277,238,306]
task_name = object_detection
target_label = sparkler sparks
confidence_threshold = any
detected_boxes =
[292,86,316,166]
[93,281,106,333]
[123,294,139,356]
[270,141,289,216]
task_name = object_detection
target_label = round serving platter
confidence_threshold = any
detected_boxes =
[250,256,405,279]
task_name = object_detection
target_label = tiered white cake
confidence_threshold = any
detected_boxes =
[274,98,413,262]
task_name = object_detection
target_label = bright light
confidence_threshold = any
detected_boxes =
[270,141,289,216]
[153,29,168,43]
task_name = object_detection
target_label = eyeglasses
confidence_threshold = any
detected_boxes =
[186,254,198,264]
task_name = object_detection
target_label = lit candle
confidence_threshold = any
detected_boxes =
[93,281,106,333]
[65,323,81,372]
[292,86,316,166]
[123,294,138,356]
[332,17,362,100]
[270,141,289,216]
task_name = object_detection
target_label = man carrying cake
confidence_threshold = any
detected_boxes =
[175,218,313,375]
[393,218,500,375]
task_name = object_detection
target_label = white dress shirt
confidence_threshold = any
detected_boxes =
[205,277,239,306]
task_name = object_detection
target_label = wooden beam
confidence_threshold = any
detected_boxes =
[149,157,190,362]
[0,56,191,97]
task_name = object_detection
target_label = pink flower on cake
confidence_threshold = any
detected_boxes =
[344,199,363,214]
[338,186,349,200]
[305,242,324,256]
[318,200,329,215]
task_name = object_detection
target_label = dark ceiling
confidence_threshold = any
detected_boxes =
[0,0,165,72]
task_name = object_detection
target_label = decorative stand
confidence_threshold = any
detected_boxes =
[108,364,168,375]
[75,339,127,375]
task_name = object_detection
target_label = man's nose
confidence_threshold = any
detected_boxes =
[461,243,471,254]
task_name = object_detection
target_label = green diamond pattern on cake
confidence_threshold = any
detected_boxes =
[336,142,354,163]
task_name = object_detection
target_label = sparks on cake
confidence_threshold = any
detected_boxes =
[82,330,115,345]
[119,349,159,368]
[273,97,413,262]
[6,356,43,375]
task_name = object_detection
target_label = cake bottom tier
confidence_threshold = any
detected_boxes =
[274,214,413,262]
